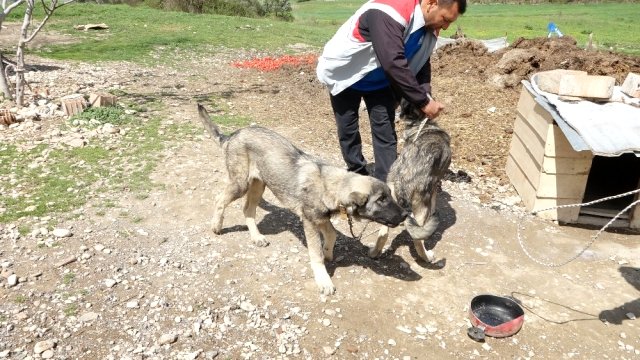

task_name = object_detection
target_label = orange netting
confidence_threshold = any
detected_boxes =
[232,54,317,72]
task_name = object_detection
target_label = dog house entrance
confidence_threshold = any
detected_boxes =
[579,153,640,223]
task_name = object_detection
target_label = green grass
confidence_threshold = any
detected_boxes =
[0,102,199,224]
[11,2,635,61]
[62,272,76,285]
[63,303,77,317]
[26,3,330,62]
[439,3,640,55]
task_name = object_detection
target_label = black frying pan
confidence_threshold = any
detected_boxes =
[467,294,525,341]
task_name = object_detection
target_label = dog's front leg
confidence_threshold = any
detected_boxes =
[318,222,337,262]
[303,220,335,295]
[369,225,389,258]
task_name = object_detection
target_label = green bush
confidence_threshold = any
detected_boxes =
[140,0,293,19]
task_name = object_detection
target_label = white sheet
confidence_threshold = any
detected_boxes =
[530,73,640,156]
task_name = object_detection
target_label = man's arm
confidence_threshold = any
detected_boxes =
[359,9,429,108]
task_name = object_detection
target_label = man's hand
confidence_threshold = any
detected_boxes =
[421,99,445,120]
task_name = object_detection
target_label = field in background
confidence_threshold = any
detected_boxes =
[3,1,636,62]
[294,1,640,55]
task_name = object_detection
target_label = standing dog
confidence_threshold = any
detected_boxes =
[369,98,451,262]
[197,104,406,295]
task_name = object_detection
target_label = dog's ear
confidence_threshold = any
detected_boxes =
[345,190,368,215]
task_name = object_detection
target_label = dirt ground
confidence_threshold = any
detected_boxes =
[1,27,640,359]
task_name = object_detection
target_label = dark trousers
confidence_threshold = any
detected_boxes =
[330,87,397,182]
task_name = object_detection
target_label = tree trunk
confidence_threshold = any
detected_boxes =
[15,0,34,107]
[0,55,12,100]
[0,12,14,100]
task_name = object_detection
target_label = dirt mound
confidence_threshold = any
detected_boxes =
[260,37,639,183]
[423,37,640,182]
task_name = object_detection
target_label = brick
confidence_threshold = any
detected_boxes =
[61,94,87,116]
[89,93,117,107]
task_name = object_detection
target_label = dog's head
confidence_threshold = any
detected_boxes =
[344,175,407,228]
[399,97,425,123]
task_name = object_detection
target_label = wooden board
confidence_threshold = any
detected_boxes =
[506,155,537,210]
[534,69,588,94]
[531,197,582,223]
[558,74,615,99]
[541,156,592,175]
[621,72,640,98]
[536,172,589,199]
[513,113,545,168]
[543,124,592,159]
[630,177,640,229]
[517,88,553,141]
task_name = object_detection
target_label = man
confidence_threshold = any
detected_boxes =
[316,0,466,181]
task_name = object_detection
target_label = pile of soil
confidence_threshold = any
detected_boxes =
[269,36,640,184]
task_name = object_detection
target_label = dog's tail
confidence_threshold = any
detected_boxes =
[197,103,228,146]
[404,215,439,240]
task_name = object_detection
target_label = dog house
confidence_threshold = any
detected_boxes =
[506,81,640,229]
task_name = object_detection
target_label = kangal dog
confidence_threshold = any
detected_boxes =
[198,104,407,294]
[369,98,451,262]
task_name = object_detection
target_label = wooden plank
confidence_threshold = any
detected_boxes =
[509,131,541,190]
[517,88,552,141]
[531,197,582,223]
[621,72,640,98]
[577,214,629,228]
[544,124,592,159]
[513,113,545,167]
[542,155,593,175]
[630,177,640,229]
[536,172,589,199]
[534,69,588,94]
[580,207,630,220]
[506,155,537,210]
[558,74,615,99]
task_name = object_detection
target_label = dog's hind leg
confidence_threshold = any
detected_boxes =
[244,178,268,247]
[212,182,247,234]
[303,220,336,295]
[319,222,337,262]
[410,193,438,263]
[369,225,389,258]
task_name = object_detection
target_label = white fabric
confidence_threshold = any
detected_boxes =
[435,36,508,53]
[530,73,640,156]
[316,0,435,96]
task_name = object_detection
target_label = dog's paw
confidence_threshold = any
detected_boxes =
[252,236,270,247]
[414,240,435,263]
[313,270,336,295]
[212,223,223,234]
[423,249,436,263]
[317,281,336,295]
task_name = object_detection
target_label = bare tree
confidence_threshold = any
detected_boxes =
[0,0,73,106]
[0,0,25,99]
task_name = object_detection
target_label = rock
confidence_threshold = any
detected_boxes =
[6,274,18,287]
[52,228,72,238]
[34,339,56,354]
[158,333,178,345]
[79,312,99,322]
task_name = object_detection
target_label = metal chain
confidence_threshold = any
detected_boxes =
[347,213,370,242]
[516,188,640,267]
